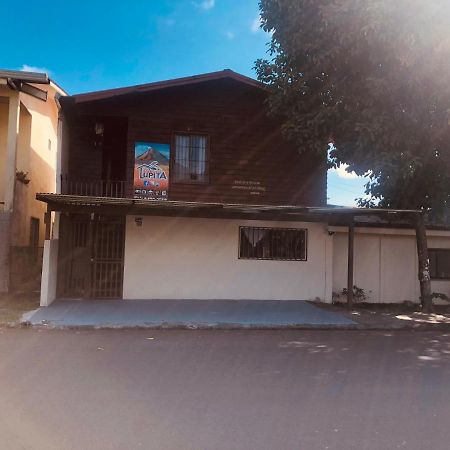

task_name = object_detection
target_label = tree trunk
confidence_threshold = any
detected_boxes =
[414,214,433,313]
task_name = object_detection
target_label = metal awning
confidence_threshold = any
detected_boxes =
[37,192,434,310]
[36,193,422,224]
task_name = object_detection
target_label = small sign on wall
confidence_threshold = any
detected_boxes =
[134,142,170,201]
[232,179,267,196]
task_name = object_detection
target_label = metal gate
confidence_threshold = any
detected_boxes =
[91,218,125,298]
[58,214,125,299]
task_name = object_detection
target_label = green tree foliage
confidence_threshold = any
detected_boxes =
[256,0,450,219]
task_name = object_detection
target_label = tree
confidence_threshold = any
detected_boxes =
[255,0,450,221]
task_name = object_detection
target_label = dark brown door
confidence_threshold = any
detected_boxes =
[58,214,125,299]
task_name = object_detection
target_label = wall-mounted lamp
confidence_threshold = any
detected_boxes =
[94,122,104,148]
[95,122,104,135]
[135,217,143,227]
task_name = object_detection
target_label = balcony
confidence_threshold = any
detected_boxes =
[61,177,127,198]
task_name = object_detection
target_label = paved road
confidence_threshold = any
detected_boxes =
[1,329,450,450]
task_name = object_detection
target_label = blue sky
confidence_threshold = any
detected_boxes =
[1,0,366,205]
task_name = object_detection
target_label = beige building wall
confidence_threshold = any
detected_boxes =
[123,216,333,301]
[15,83,61,247]
[0,80,66,292]
[0,98,9,205]
[0,82,63,247]
[332,227,450,303]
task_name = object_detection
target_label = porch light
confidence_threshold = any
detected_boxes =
[94,122,104,148]
[95,122,104,135]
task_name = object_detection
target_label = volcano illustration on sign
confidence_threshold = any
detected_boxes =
[134,142,170,200]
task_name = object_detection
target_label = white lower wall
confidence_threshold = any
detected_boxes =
[122,216,450,304]
[332,228,450,303]
[123,216,332,301]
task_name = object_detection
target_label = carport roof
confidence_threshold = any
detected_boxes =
[36,193,422,224]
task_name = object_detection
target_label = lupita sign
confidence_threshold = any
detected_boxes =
[133,142,170,200]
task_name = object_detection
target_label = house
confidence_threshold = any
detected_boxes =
[0,69,66,293]
[36,70,450,306]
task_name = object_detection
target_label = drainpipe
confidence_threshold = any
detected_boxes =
[347,220,355,309]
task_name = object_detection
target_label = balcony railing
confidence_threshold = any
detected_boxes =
[61,176,127,198]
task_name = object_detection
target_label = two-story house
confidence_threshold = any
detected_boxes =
[0,69,66,293]
[37,70,450,307]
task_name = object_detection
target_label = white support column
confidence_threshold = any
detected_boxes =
[55,112,64,194]
[40,239,59,307]
[4,94,20,211]
[324,229,334,303]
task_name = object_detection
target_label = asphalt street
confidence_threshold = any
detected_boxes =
[1,329,450,450]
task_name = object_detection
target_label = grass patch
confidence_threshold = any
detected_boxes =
[0,293,40,324]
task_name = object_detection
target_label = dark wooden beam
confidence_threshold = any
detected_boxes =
[44,206,52,240]
[414,213,433,312]
[6,78,19,90]
[347,220,355,309]
[19,82,48,101]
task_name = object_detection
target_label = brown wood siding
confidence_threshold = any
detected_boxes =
[67,117,102,181]
[67,78,326,206]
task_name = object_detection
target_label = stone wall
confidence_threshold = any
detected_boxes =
[0,212,10,292]
[10,246,43,293]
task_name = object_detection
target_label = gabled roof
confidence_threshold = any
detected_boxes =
[70,69,265,104]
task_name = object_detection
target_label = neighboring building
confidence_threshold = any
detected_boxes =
[36,70,450,306]
[0,69,66,293]
[331,224,450,303]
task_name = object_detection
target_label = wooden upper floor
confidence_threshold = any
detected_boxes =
[59,70,326,206]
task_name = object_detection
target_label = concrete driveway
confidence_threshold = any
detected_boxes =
[1,329,450,449]
[26,299,355,328]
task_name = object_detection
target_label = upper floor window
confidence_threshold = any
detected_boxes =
[429,249,450,280]
[173,134,208,183]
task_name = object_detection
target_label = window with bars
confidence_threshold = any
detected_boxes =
[239,227,307,261]
[429,249,450,280]
[173,134,208,183]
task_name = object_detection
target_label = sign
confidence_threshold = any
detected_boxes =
[134,142,170,200]
[232,179,267,196]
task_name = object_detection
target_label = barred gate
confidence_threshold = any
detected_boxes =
[91,218,125,298]
[58,214,125,299]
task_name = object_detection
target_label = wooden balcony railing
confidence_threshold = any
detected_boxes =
[61,176,127,198]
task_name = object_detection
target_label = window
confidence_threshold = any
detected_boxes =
[239,227,307,261]
[429,249,450,280]
[173,134,208,183]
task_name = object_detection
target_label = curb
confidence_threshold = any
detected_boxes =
[13,320,450,331]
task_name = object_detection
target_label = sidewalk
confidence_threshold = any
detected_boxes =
[316,302,450,330]
[23,299,356,329]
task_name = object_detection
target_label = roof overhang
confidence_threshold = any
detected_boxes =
[36,193,422,224]
[0,68,50,101]
[0,69,50,84]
